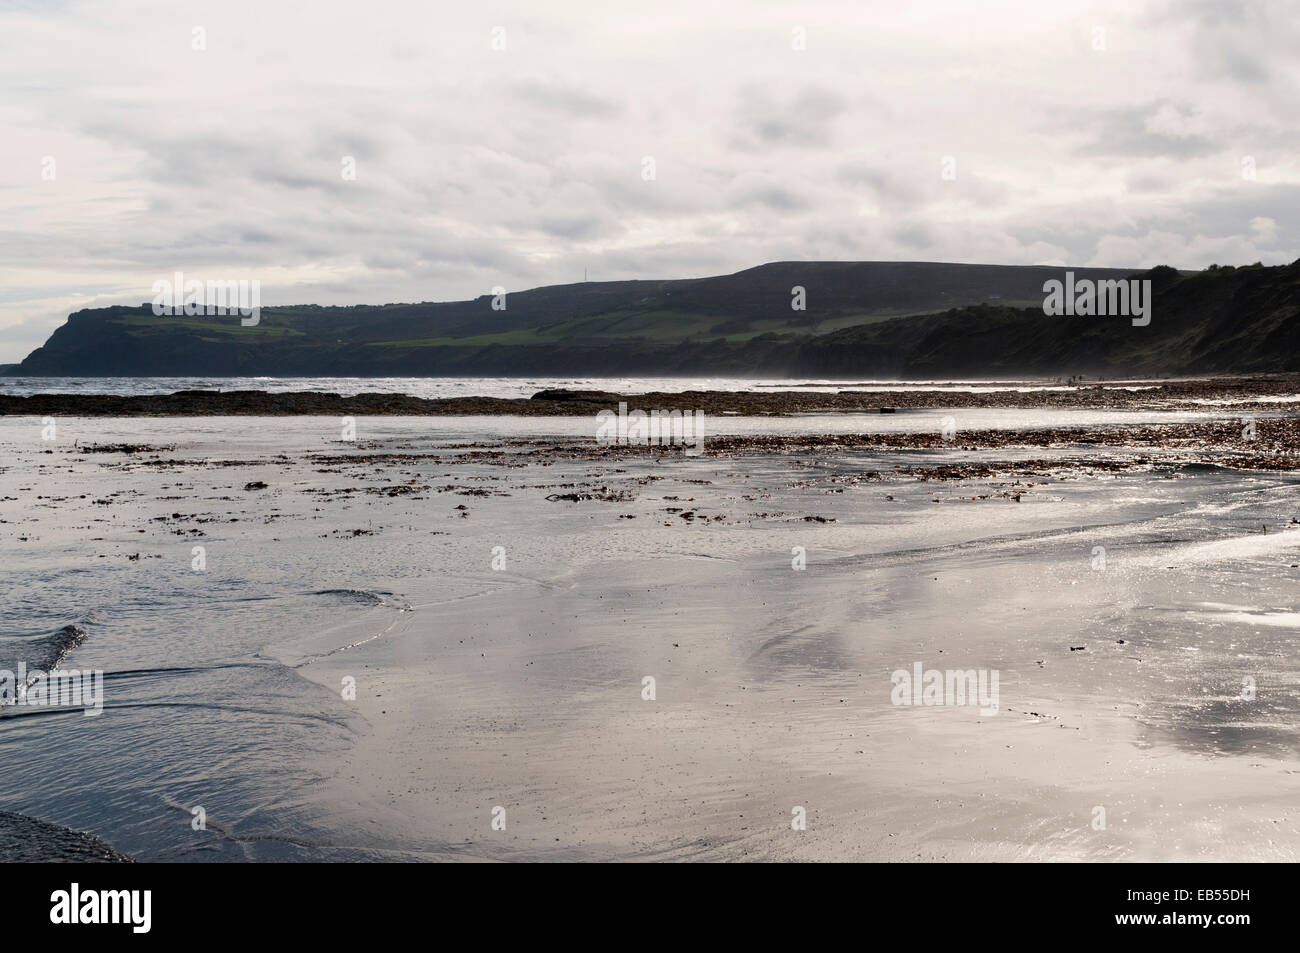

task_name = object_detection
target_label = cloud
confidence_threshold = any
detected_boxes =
[1249,216,1279,245]
[730,85,847,151]
[1075,102,1218,158]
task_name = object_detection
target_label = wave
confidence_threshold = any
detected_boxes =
[313,588,386,605]
[35,624,88,671]
[312,588,411,611]
[0,623,88,692]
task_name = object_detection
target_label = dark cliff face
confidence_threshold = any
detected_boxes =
[10,260,1300,378]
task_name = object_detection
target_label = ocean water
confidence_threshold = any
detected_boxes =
[0,375,1160,399]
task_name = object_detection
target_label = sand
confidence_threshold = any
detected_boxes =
[284,445,1300,861]
[2,414,1298,861]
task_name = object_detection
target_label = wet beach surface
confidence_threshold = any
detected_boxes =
[2,412,1298,860]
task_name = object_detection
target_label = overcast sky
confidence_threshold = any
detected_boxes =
[1,0,1296,363]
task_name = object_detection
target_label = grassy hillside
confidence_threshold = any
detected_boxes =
[13,259,1298,378]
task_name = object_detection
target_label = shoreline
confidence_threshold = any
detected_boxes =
[4,376,1300,417]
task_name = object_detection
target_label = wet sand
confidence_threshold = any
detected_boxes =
[2,415,1298,861]
[283,440,1300,861]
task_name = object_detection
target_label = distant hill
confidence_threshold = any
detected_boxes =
[10,259,1300,378]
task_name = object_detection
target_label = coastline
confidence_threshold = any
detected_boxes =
[4,375,1300,417]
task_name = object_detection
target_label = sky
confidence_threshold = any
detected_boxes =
[1,0,1297,363]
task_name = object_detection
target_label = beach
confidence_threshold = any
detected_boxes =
[1,402,1297,861]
